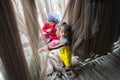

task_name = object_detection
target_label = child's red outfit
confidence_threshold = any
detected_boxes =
[42,23,58,41]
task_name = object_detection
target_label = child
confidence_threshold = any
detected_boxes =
[38,13,60,52]
[42,18,58,42]
[49,22,78,78]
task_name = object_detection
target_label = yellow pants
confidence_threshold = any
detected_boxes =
[59,46,71,67]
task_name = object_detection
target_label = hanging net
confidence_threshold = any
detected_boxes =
[0,0,120,80]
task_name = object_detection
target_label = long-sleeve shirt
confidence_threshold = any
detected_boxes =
[42,23,58,41]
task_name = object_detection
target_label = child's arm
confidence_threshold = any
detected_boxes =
[49,41,68,50]
[42,23,52,33]
[42,23,47,32]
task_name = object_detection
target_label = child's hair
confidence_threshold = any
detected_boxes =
[61,22,71,33]
[47,13,60,24]
[61,22,72,44]
[48,15,56,24]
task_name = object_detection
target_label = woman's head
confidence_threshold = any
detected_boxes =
[60,22,71,38]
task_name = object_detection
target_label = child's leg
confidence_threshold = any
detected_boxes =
[38,45,48,52]
[38,39,59,52]
[60,60,65,67]
[70,66,78,79]
[39,34,45,40]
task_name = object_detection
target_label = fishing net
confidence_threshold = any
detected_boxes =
[0,0,120,80]
[62,0,120,61]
